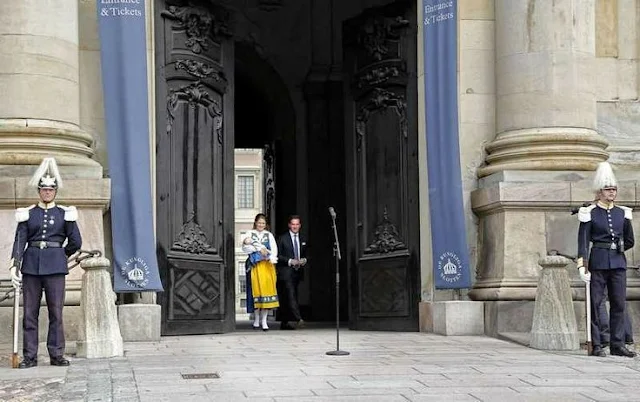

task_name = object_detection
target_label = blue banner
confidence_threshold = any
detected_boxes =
[423,0,471,289]
[98,0,163,292]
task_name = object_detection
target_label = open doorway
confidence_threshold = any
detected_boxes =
[232,42,299,327]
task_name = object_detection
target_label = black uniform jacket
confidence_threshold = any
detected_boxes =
[11,202,82,275]
[578,202,634,270]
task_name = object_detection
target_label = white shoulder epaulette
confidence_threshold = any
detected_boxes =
[58,205,78,222]
[578,204,597,222]
[15,205,35,222]
[619,205,633,220]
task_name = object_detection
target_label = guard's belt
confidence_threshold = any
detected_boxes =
[592,241,617,250]
[28,241,62,249]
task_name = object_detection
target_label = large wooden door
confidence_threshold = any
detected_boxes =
[155,0,235,335]
[343,0,420,331]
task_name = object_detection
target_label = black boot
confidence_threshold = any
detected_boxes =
[610,345,637,358]
[50,356,70,366]
[591,345,606,357]
[18,358,38,369]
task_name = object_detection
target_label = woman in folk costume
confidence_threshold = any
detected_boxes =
[241,213,279,331]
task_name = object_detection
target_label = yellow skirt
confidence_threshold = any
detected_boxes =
[251,260,279,309]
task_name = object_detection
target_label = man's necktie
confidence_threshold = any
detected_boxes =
[294,234,300,259]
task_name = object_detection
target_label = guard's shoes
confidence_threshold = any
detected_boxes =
[296,319,305,329]
[591,345,606,357]
[18,358,37,369]
[611,346,637,358]
[50,356,70,366]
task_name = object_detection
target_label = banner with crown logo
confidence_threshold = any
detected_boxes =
[423,0,472,289]
[97,0,163,292]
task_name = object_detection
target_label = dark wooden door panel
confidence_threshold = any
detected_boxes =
[155,0,235,335]
[343,0,420,331]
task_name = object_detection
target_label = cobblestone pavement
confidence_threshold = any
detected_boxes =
[2,327,640,401]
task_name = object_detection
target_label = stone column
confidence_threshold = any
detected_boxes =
[470,1,611,339]
[0,0,101,167]
[478,0,608,177]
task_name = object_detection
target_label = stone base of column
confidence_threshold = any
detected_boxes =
[419,301,484,335]
[478,128,609,178]
[0,119,102,167]
[471,170,640,342]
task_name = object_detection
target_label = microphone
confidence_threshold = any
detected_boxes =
[328,207,336,219]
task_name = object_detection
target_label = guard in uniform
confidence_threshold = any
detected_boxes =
[577,161,636,357]
[9,157,82,368]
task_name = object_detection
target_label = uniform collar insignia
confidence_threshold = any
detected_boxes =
[38,201,56,209]
[597,200,614,210]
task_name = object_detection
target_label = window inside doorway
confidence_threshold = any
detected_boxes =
[237,175,255,208]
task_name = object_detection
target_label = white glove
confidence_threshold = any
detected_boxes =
[578,266,591,283]
[269,256,278,265]
[299,258,307,266]
[9,266,21,289]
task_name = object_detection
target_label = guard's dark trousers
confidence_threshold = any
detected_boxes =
[22,274,66,360]
[590,268,627,348]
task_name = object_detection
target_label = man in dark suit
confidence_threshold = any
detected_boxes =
[276,215,307,330]
[9,157,82,368]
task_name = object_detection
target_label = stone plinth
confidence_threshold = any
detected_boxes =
[530,255,579,350]
[118,304,161,342]
[76,256,123,358]
[420,301,484,335]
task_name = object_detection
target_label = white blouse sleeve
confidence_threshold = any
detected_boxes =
[268,232,278,264]
[241,231,259,253]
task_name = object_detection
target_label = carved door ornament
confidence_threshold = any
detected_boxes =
[166,81,223,143]
[355,88,407,151]
[171,212,215,254]
[356,63,405,89]
[263,143,276,225]
[364,207,406,254]
[175,59,224,81]
[161,4,230,54]
[358,15,409,61]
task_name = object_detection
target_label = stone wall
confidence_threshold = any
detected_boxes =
[594,0,640,169]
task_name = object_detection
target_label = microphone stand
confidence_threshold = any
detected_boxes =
[326,208,349,356]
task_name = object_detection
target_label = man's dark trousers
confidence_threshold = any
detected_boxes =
[591,268,626,348]
[22,273,66,360]
[277,266,302,323]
